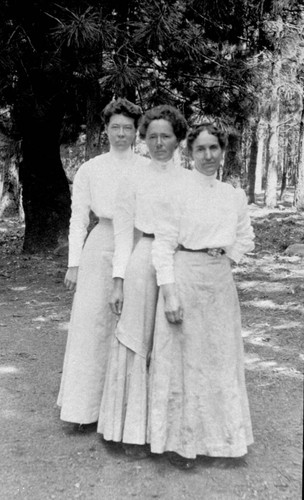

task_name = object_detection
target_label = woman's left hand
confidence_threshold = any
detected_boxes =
[162,284,183,324]
[109,278,124,315]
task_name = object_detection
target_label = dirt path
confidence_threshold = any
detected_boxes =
[0,205,303,500]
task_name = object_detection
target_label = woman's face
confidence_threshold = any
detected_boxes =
[192,130,224,176]
[145,119,178,162]
[106,114,136,151]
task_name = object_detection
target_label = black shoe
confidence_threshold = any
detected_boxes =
[73,422,97,433]
[123,444,150,459]
[168,452,196,470]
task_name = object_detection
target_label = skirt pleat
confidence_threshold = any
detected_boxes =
[148,251,253,459]
[98,238,158,444]
[57,219,117,424]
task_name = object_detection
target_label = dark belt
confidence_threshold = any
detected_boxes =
[179,245,225,256]
[142,232,155,238]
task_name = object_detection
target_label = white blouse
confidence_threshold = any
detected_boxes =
[112,159,190,279]
[68,149,149,267]
[152,169,255,285]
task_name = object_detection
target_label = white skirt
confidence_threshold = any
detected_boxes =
[98,237,158,443]
[148,251,254,459]
[57,218,117,424]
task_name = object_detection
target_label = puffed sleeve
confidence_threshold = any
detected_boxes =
[68,164,91,267]
[225,188,255,263]
[152,197,181,286]
[112,173,136,279]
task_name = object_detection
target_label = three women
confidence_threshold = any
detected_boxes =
[58,99,254,469]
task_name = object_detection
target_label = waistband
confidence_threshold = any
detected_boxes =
[179,245,225,256]
[142,233,155,238]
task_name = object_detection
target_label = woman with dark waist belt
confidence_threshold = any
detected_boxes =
[149,123,255,469]
[97,105,189,457]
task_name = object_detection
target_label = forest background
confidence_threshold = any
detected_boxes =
[0,2,303,498]
[0,0,304,252]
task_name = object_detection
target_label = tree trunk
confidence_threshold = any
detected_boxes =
[0,136,22,218]
[247,121,258,204]
[255,118,266,194]
[265,56,281,208]
[279,124,288,200]
[265,121,279,208]
[85,83,112,160]
[222,131,242,186]
[294,98,304,210]
[288,126,297,187]
[20,111,71,253]
[85,94,102,160]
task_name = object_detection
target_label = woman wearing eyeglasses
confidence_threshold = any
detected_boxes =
[57,98,149,429]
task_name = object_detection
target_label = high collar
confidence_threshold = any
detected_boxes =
[108,147,134,162]
[193,168,217,187]
[150,158,176,172]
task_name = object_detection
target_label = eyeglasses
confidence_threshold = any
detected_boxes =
[109,125,135,132]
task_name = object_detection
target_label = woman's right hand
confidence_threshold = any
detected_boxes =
[64,267,79,291]
[161,284,183,324]
[109,278,124,315]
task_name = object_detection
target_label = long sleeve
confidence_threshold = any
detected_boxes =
[68,165,91,267]
[112,174,136,279]
[225,188,255,263]
[152,198,180,286]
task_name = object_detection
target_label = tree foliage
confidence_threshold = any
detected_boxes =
[243,3,304,206]
[0,0,303,249]
[1,0,279,138]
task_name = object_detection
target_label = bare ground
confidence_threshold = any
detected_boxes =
[0,194,303,500]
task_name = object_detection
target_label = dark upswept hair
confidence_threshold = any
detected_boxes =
[102,98,142,128]
[187,122,227,153]
[138,105,188,142]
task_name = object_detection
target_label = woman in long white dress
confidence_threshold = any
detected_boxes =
[98,105,189,456]
[57,98,149,428]
[149,122,255,469]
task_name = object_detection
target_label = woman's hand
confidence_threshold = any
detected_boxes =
[161,284,183,324]
[64,267,79,291]
[109,278,124,315]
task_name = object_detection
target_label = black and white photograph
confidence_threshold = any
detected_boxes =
[0,1,303,498]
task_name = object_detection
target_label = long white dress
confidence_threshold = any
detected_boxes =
[98,159,190,443]
[57,149,149,424]
[149,169,255,458]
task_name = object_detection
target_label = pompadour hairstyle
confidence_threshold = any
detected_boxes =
[139,105,188,142]
[187,122,227,153]
[103,98,142,129]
